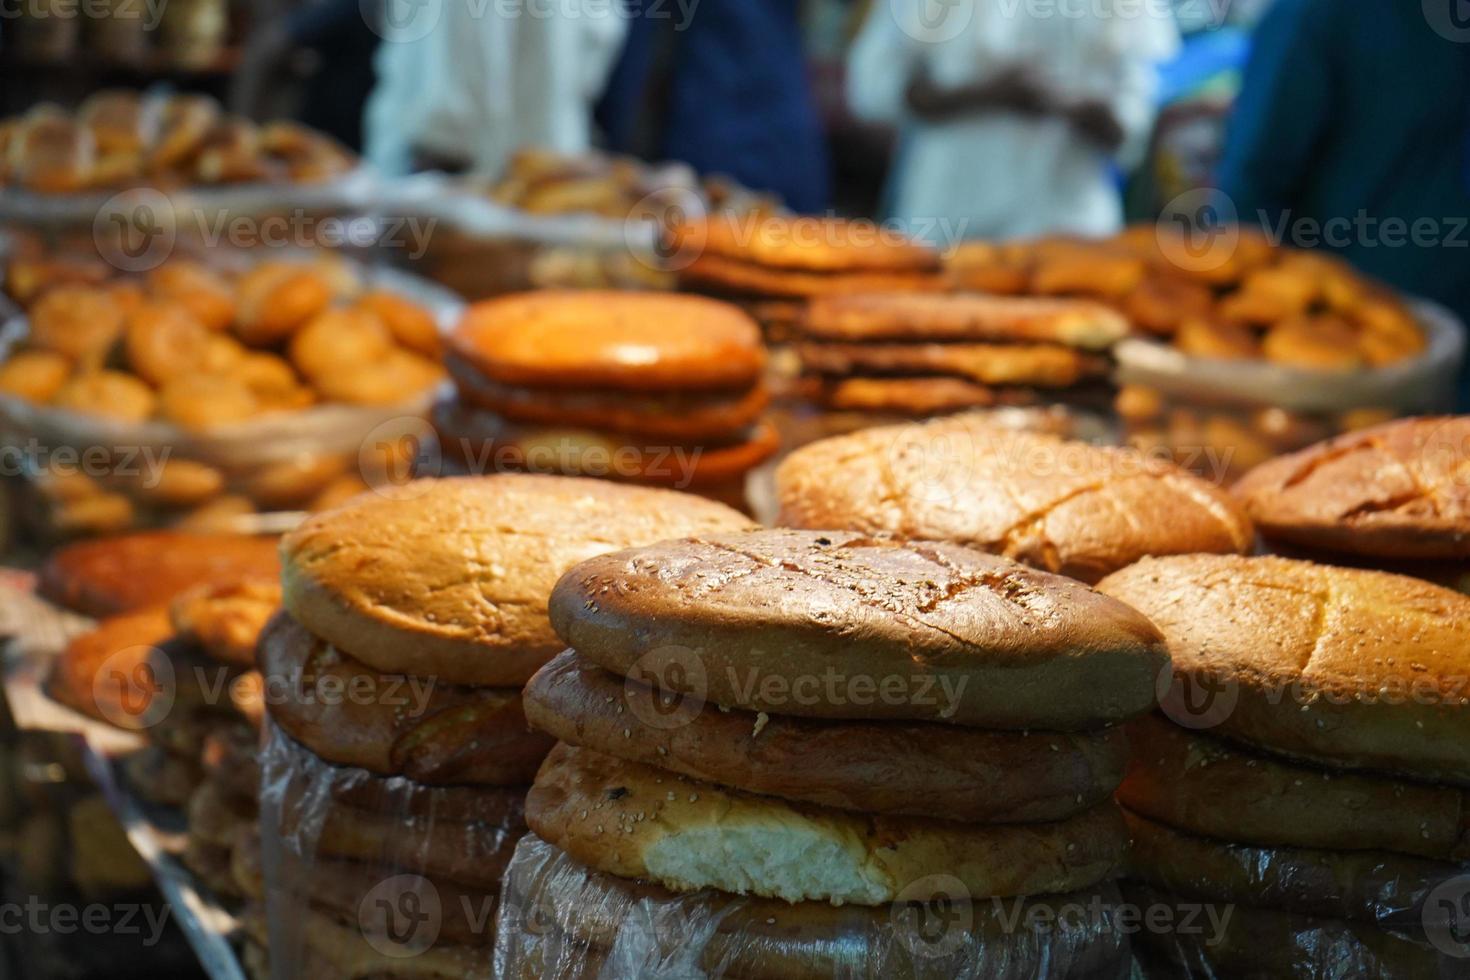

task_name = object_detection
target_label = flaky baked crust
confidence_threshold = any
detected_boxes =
[259,612,552,785]
[1120,715,1470,860]
[526,745,1127,905]
[280,475,752,685]
[550,529,1167,730]
[449,291,766,391]
[670,216,941,274]
[776,415,1254,584]
[1099,555,1470,785]
[803,293,1130,350]
[524,650,1127,822]
[40,531,280,616]
[1235,416,1470,559]
[796,341,1106,388]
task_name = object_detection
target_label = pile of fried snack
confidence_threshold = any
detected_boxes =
[0,91,355,194]
[37,409,1470,978]
[0,254,443,536]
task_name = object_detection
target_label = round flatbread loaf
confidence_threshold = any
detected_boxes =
[526,744,1128,905]
[1124,809,1462,925]
[259,612,553,786]
[524,649,1128,822]
[776,415,1254,584]
[549,529,1167,730]
[1120,714,1470,861]
[1235,416,1470,560]
[802,292,1129,350]
[1098,555,1470,785]
[280,474,752,686]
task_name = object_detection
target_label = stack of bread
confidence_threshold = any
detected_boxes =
[253,475,751,975]
[669,215,946,340]
[1234,415,1470,593]
[439,292,778,511]
[791,293,1129,421]
[1099,554,1470,977]
[776,413,1254,584]
[497,528,1169,978]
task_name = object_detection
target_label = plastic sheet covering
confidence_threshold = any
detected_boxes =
[493,834,1133,980]
[258,721,528,978]
[1124,884,1469,980]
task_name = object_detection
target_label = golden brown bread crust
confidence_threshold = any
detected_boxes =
[678,253,948,299]
[797,375,1004,414]
[259,612,552,785]
[280,475,753,686]
[524,650,1128,822]
[1119,715,1470,860]
[446,350,769,442]
[526,745,1128,904]
[671,216,941,273]
[40,532,281,617]
[1124,809,1462,925]
[503,834,1132,980]
[448,291,766,391]
[1125,883,1457,980]
[1098,555,1470,785]
[803,293,1130,350]
[169,577,281,669]
[796,341,1106,388]
[431,399,780,490]
[46,608,177,725]
[550,529,1168,730]
[1234,416,1470,559]
[775,415,1254,584]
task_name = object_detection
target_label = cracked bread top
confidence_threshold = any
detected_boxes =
[1234,416,1470,559]
[775,414,1254,584]
[280,475,753,686]
[548,528,1168,730]
[1099,554,1470,784]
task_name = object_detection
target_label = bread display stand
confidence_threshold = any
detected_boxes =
[0,576,250,980]
[1115,298,1466,414]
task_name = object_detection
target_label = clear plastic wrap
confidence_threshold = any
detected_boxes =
[493,834,1133,980]
[257,721,528,978]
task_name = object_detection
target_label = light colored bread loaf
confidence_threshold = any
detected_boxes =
[776,415,1253,584]
[549,529,1168,730]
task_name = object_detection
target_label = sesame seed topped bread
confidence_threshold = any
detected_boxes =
[802,293,1131,351]
[671,216,941,274]
[548,529,1168,730]
[776,416,1254,584]
[448,291,766,391]
[1098,555,1470,785]
[523,649,1129,823]
[280,475,753,686]
[1234,416,1470,559]
[525,744,1127,906]
[1119,714,1470,861]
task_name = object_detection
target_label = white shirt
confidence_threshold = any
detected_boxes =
[364,0,627,177]
[848,0,1179,242]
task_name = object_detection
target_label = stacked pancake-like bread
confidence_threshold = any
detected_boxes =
[1099,554,1470,977]
[255,475,751,972]
[792,292,1129,418]
[1234,415,1470,593]
[440,292,778,511]
[670,216,946,340]
[499,529,1169,977]
[777,414,1254,584]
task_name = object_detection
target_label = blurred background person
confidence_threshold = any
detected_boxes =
[595,0,831,212]
[847,0,1178,240]
[1217,0,1470,333]
[363,0,627,176]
